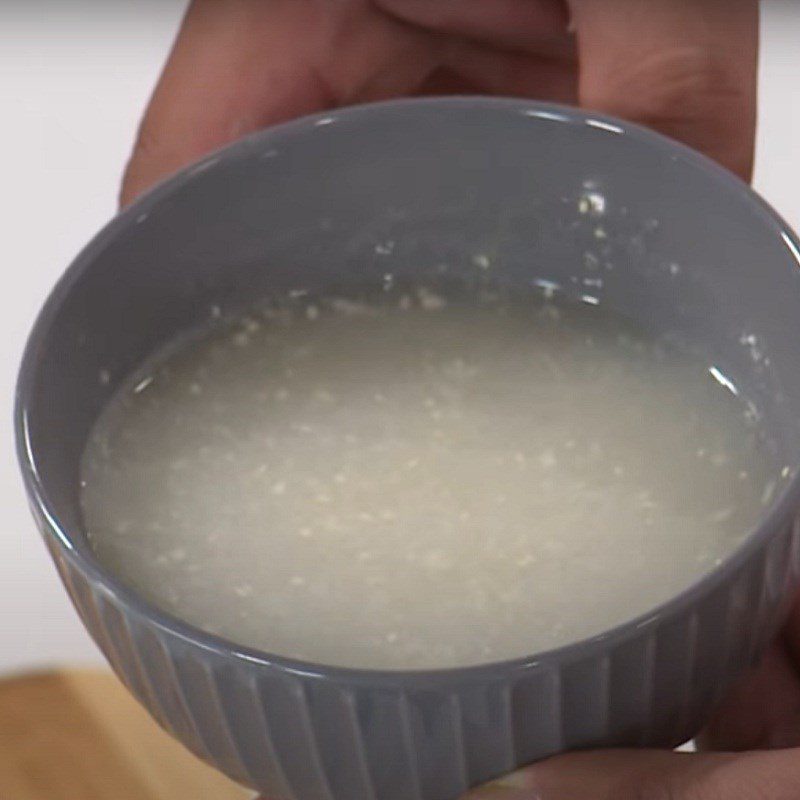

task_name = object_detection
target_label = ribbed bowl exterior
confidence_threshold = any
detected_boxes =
[33,499,800,800]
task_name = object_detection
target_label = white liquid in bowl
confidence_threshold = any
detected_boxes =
[81,292,776,669]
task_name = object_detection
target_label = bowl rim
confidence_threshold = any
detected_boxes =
[16,95,800,686]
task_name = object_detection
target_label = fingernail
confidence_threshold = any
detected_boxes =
[461,770,535,799]
[492,770,533,789]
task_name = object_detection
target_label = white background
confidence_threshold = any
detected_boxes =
[2,1,799,674]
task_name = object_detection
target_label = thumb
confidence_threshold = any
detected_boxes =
[461,747,800,800]
[567,0,757,181]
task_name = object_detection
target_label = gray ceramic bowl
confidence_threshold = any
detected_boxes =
[16,97,800,800]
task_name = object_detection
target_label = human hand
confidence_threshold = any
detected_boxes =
[121,0,757,206]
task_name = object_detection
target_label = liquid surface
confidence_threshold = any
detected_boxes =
[81,293,774,669]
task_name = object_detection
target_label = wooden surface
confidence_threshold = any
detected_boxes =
[0,669,252,800]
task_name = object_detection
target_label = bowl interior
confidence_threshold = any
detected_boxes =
[20,98,800,583]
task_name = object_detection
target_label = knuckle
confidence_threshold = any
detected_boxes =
[585,46,754,178]
[588,46,748,127]
[371,0,456,31]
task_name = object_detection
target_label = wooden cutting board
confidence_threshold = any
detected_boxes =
[0,669,252,800]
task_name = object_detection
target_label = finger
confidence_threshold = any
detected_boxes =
[374,0,571,52]
[699,642,800,751]
[121,0,439,206]
[441,42,577,104]
[568,0,758,180]
[462,747,800,800]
